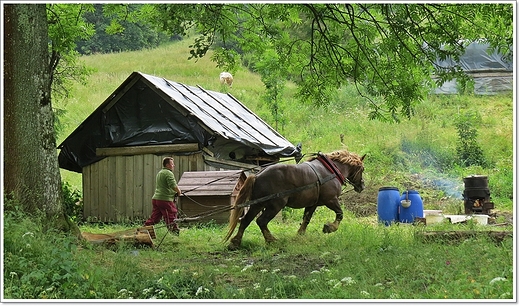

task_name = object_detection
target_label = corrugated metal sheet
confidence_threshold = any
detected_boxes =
[142,72,295,155]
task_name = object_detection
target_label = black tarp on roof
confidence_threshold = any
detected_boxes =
[58,72,302,173]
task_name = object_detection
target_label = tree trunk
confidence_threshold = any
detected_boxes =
[4,4,78,235]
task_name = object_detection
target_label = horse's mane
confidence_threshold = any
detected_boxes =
[308,150,364,166]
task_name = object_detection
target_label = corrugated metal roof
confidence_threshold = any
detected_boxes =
[141,72,297,155]
[178,170,246,197]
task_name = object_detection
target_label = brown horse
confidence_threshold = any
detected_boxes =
[224,150,365,250]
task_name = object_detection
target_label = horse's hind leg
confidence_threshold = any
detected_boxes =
[256,201,284,244]
[228,204,264,250]
[297,206,318,235]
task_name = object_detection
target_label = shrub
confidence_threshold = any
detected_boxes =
[454,111,488,167]
[61,181,83,222]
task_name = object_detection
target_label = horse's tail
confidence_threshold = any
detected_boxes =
[223,174,256,242]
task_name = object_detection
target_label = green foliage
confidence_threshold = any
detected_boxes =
[150,3,512,122]
[4,210,89,299]
[47,4,96,99]
[75,4,175,55]
[61,181,83,222]
[454,110,488,167]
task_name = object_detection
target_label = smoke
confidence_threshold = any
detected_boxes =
[429,176,464,200]
[399,140,464,200]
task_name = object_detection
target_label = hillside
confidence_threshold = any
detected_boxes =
[55,38,514,216]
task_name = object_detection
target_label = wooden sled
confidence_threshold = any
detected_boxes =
[81,225,156,247]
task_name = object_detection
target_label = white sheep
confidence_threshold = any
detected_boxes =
[219,72,233,87]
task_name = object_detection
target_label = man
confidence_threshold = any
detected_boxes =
[144,157,182,235]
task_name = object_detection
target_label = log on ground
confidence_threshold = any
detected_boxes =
[417,230,513,244]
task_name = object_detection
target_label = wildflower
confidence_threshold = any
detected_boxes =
[341,277,356,285]
[196,286,204,296]
[253,283,261,290]
[22,232,34,238]
[271,268,280,274]
[10,272,17,278]
[445,261,451,265]
[142,288,152,295]
[172,269,180,274]
[489,277,507,285]
[310,279,318,283]
[320,267,330,273]
[241,264,253,272]
[260,269,268,273]
[360,290,370,297]
[328,279,339,286]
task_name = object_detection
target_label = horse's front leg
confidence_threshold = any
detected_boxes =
[297,206,318,235]
[323,199,343,233]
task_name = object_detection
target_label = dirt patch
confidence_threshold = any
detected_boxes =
[340,183,379,217]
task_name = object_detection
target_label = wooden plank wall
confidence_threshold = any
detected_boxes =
[83,152,218,222]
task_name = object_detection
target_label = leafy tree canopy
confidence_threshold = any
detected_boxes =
[149,3,513,122]
[75,4,176,55]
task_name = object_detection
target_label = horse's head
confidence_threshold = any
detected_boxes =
[328,150,366,193]
[348,158,365,193]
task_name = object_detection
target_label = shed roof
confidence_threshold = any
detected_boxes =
[58,71,301,172]
[178,170,246,197]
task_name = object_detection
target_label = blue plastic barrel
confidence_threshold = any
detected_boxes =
[399,190,424,223]
[377,187,401,226]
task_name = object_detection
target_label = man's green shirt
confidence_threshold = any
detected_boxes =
[152,167,178,201]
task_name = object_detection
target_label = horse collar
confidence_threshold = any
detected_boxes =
[317,153,347,185]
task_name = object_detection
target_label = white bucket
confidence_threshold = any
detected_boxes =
[424,210,444,225]
[425,214,445,225]
[472,214,489,225]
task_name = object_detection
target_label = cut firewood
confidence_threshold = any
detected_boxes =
[82,227,154,247]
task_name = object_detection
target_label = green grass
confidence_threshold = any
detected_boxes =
[9,38,511,300]
[4,206,513,299]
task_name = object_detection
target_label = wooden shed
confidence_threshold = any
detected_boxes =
[177,170,247,224]
[57,71,301,222]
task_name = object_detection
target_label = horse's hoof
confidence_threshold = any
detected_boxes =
[323,224,332,233]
